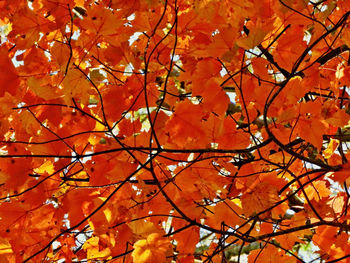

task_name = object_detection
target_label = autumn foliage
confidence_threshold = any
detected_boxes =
[2,0,350,262]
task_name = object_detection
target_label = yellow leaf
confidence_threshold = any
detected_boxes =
[83,236,111,260]
[34,160,55,174]
[103,207,112,223]
[127,220,159,238]
[324,138,339,159]
[0,238,12,255]
[132,233,171,263]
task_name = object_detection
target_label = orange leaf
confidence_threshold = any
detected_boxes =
[0,46,19,97]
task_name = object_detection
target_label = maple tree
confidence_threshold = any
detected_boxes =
[2,0,350,262]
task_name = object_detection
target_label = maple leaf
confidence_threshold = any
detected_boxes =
[0,46,19,97]
[131,233,172,263]
[1,0,350,262]
[165,100,208,147]
[83,236,111,260]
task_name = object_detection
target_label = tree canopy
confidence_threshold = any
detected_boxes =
[1,0,350,262]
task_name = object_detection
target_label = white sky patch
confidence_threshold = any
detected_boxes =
[71,151,92,163]
[220,66,228,77]
[72,29,80,40]
[12,50,25,67]
[172,54,180,62]
[298,241,322,263]
[129,32,143,46]
[0,24,11,44]
[124,62,135,76]
[127,13,135,22]
[27,0,33,10]
[227,92,236,102]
